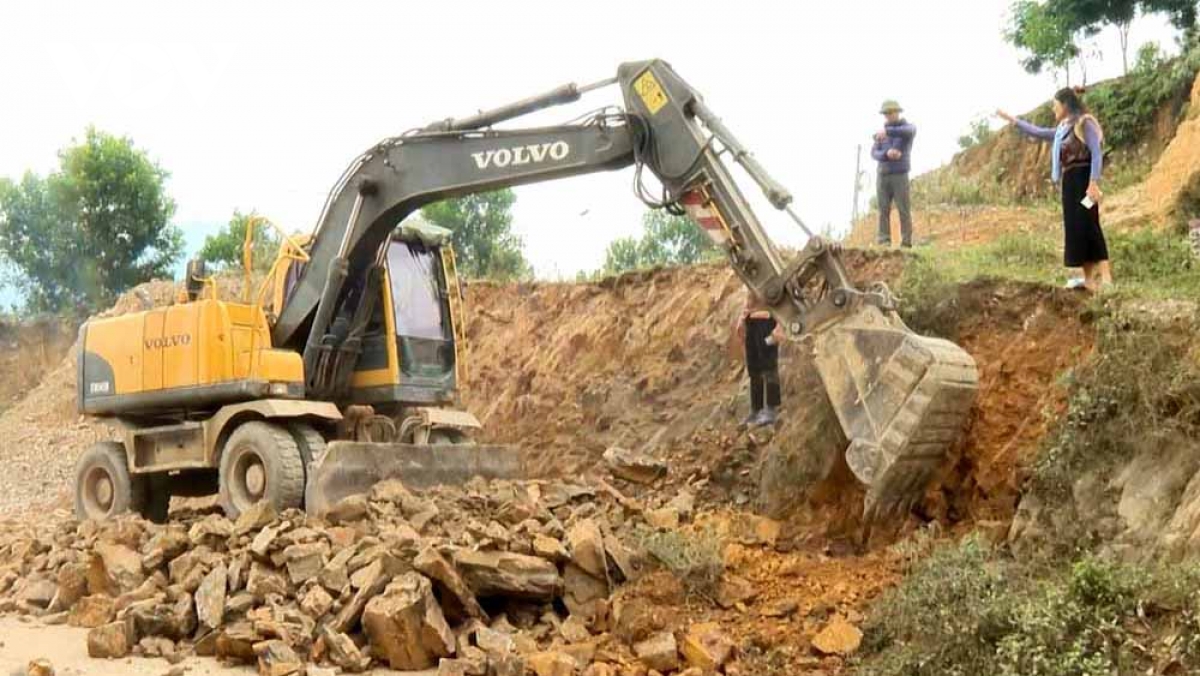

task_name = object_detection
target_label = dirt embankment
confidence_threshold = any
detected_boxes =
[0,253,1101,675]
[0,317,77,412]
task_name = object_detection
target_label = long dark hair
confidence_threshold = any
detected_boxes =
[1054,87,1088,116]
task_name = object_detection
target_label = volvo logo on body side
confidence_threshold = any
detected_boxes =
[471,141,570,170]
[145,334,192,350]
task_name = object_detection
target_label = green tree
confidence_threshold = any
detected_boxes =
[1012,0,1198,78]
[602,210,717,274]
[421,189,531,280]
[1006,0,1081,82]
[0,127,181,313]
[199,210,281,272]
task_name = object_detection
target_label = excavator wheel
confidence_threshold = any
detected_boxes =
[74,441,145,521]
[288,422,328,467]
[219,421,306,518]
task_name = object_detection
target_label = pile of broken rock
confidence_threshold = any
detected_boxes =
[0,476,739,676]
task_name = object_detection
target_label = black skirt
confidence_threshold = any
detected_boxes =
[1060,166,1109,267]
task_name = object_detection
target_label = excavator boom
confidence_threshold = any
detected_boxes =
[284,59,978,519]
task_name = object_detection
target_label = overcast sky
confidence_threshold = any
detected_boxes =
[0,1,1181,283]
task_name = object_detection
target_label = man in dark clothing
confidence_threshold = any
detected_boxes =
[872,100,917,248]
[736,293,784,427]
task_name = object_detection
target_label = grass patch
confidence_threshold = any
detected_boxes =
[632,524,725,597]
[1031,302,1200,501]
[860,537,1200,676]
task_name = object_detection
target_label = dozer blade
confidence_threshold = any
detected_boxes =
[812,305,979,521]
[304,441,523,517]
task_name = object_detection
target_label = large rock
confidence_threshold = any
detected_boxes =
[321,626,371,673]
[233,502,278,536]
[680,622,735,671]
[21,579,57,608]
[414,545,487,622]
[300,585,334,619]
[93,542,145,594]
[141,528,190,570]
[253,639,304,676]
[51,562,89,611]
[195,564,228,630]
[812,616,863,656]
[602,447,667,484]
[452,549,562,600]
[246,563,290,601]
[562,564,609,620]
[68,595,115,628]
[188,515,233,546]
[533,535,570,563]
[26,659,54,676]
[527,651,577,676]
[362,572,456,670]
[330,558,391,633]
[250,525,280,559]
[87,620,133,658]
[215,622,260,663]
[634,631,679,672]
[282,542,329,585]
[567,519,607,579]
[128,595,195,641]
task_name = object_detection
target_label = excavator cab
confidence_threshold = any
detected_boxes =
[346,221,463,409]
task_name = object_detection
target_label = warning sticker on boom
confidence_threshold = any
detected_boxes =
[633,71,669,115]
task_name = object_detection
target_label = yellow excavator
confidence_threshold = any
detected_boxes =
[73,59,978,524]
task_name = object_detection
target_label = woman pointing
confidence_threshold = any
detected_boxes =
[997,87,1112,292]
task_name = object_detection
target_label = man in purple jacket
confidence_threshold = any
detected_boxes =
[872,100,917,247]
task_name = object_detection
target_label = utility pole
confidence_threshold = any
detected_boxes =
[851,144,863,227]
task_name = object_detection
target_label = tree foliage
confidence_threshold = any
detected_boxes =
[0,127,182,313]
[1007,0,1199,78]
[199,210,281,272]
[602,210,717,274]
[1006,0,1081,79]
[421,189,530,280]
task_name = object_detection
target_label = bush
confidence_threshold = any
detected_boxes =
[862,538,1200,676]
[958,118,995,150]
[1032,300,1200,499]
[633,524,725,597]
[1085,46,1200,150]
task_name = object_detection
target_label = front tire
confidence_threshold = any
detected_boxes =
[74,441,143,521]
[218,421,305,518]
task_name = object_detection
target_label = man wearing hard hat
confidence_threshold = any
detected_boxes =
[871,100,917,248]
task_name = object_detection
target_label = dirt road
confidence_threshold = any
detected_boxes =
[0,617,250,676]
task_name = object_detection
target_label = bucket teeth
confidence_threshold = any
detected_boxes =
[813,306,979,523]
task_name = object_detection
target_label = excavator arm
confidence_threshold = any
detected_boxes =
[279,59,978,518]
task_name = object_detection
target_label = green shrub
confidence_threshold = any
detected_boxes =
[1085,47,1200,151]
[862,541,1200,676]
[1032,301,1200,498]
[632,524,725,597]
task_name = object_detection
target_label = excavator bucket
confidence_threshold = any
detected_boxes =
[304,441,523,516]
[811,305,979,521]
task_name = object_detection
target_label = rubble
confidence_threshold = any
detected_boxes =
[0,474,829,675]
[633,631,680,672]
[87,620,133,658]
[603,447,668,484]
[812,616,864,656]
[680,622,735,671]
[363,572,456,669]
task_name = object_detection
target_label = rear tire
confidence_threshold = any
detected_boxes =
[219,421,306,518]
[288,423,327,468]
[74,441,144,521]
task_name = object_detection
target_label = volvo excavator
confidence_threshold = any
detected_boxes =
[72,59,978,525]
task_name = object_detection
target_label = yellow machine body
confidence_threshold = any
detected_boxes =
[79,299,305,417]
